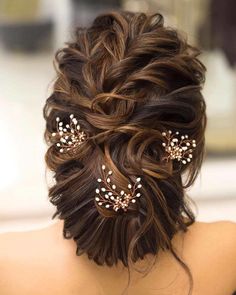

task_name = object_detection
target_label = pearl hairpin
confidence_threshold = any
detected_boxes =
[95,164,142,212]
[161,130,196,164]
[52,114,87,153]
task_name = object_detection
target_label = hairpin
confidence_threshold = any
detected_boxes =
[95,165,142,212]
[52,114,87,153]
[161,130,196,164]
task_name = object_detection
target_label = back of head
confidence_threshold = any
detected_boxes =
[43,9,206,288]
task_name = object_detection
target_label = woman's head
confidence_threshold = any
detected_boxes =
[43,9,206,287]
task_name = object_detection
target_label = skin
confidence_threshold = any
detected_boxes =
[0,219,236,295]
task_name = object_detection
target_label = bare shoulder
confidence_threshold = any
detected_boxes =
[184,220,236,254]
[180,220,236,291]
[187,219,236,242]
[0,230,39,271]
[209,219,236,238]
[0,223,64,261]
[0,231,27,294]
[0,224,72,294]
[0,227,54,272]
[187,219,236,233]
[0,231,25,258]
[0,223,92,295]
[0,229,40,253]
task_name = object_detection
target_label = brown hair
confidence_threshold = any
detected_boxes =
[43,10,206,295]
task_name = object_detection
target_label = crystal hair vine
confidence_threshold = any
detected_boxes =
[52,114,87,153]
[161,130,196,164]
[95,165,142,212]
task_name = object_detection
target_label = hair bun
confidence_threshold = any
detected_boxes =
[43,10,206,294]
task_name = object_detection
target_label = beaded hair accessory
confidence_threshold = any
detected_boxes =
[51,115,196,212]
[95,165,142,212]
[52,114,87,153]
[161,130,196,164]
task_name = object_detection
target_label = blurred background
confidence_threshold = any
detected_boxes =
[0,0,235,233]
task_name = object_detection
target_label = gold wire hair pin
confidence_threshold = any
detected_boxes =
[161,130,196,164]
[95,165,142,212]
[52,114,87,153]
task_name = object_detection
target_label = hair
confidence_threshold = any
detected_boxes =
[43,10,206,295]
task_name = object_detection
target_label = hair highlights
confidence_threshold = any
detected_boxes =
[43,10,206,295]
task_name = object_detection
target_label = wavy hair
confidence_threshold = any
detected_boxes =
[43,10,206,295]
